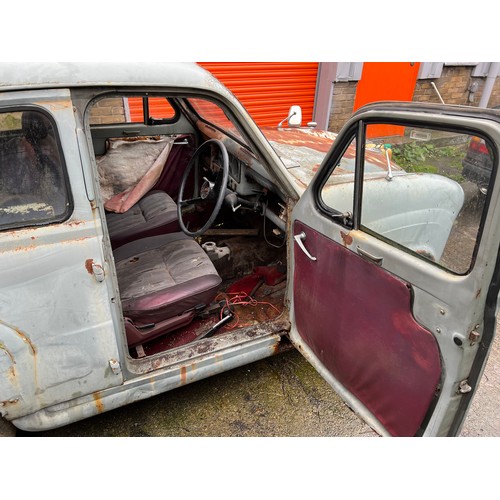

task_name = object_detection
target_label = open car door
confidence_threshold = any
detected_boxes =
[289,102,500,436]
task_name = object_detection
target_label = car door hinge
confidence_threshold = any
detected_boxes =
[469,328,481,346]
[109,358,121,375]
[458,379,472,394]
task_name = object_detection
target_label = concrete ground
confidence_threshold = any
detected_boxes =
[18,323,499,438]
[459,319,500,436]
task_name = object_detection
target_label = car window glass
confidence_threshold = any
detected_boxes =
[0,110,70,230]
[89,97,176,124]
[187,98,248,146]
[319,136,356,218]
[360,123,494,274]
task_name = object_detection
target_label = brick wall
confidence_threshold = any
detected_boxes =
[327,81,358,133]
[327,65,500,133]
[413,65,500,107]
[89,97,127,125]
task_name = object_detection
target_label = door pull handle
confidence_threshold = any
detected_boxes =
[294,232,317,261]
[356,246,383,266]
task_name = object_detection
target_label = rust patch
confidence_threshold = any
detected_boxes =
[0,343,17,380]
[476,289,481,299]
[262,127,336,153]
[151,358,163,370]
[85,258,94,275]
[93,393,104,413]
[271,340,281,355]
[0,398,19,408]
[0,320,37,357]
[67,220,86,227]
[340,231,353,246]
[416,249,436,261]
[120,135,162,142]
[0,343,16,365]
[35,99,72,111]
[180,365,187,385]
[13,245,36,252]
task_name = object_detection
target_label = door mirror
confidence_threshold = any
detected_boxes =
[278,105,302,128]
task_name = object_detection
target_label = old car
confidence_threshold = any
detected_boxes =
[0,62,499,437]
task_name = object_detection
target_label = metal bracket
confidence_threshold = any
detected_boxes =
[458,379,472,394]
[92,263,105,283]
[109,358,121,375]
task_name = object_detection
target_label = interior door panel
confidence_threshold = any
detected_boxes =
[293,220,442,436]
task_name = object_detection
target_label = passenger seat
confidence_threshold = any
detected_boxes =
[106,190,179,249]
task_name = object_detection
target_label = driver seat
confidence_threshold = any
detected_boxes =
[114,232,222,347]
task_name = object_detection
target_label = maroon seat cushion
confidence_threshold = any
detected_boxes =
[106,190,179,248]
[114,233,221,327]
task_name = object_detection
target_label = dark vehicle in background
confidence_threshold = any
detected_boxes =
[462,106,500,191]
[462,135,494,191]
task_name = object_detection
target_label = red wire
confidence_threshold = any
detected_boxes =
[215,291,281,330]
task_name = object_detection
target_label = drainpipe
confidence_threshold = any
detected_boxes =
[479,62,500,108]
[313,63,337,130]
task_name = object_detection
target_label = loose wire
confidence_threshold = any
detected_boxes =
[215,291,282,330]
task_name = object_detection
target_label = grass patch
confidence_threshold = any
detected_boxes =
[392,142,465,176]
[405,164,438,174]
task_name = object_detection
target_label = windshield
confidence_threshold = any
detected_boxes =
[186,98,248,146]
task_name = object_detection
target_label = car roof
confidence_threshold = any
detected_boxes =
[0,62,228,94]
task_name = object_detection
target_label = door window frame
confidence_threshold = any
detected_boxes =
[313,116,499,276]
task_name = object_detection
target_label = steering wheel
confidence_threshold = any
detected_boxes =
[177,139,229,237]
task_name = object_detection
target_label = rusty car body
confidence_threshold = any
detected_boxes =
[1,62,499,437]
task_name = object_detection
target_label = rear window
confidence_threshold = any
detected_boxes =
[89,97,177,125]
[0,109,71,230]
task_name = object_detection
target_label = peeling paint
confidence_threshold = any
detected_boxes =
[66,220,86,227]
[0,202,54,216]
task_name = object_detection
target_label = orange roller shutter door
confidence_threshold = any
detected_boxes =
[128,63,319,127]
[199,62,319,127]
